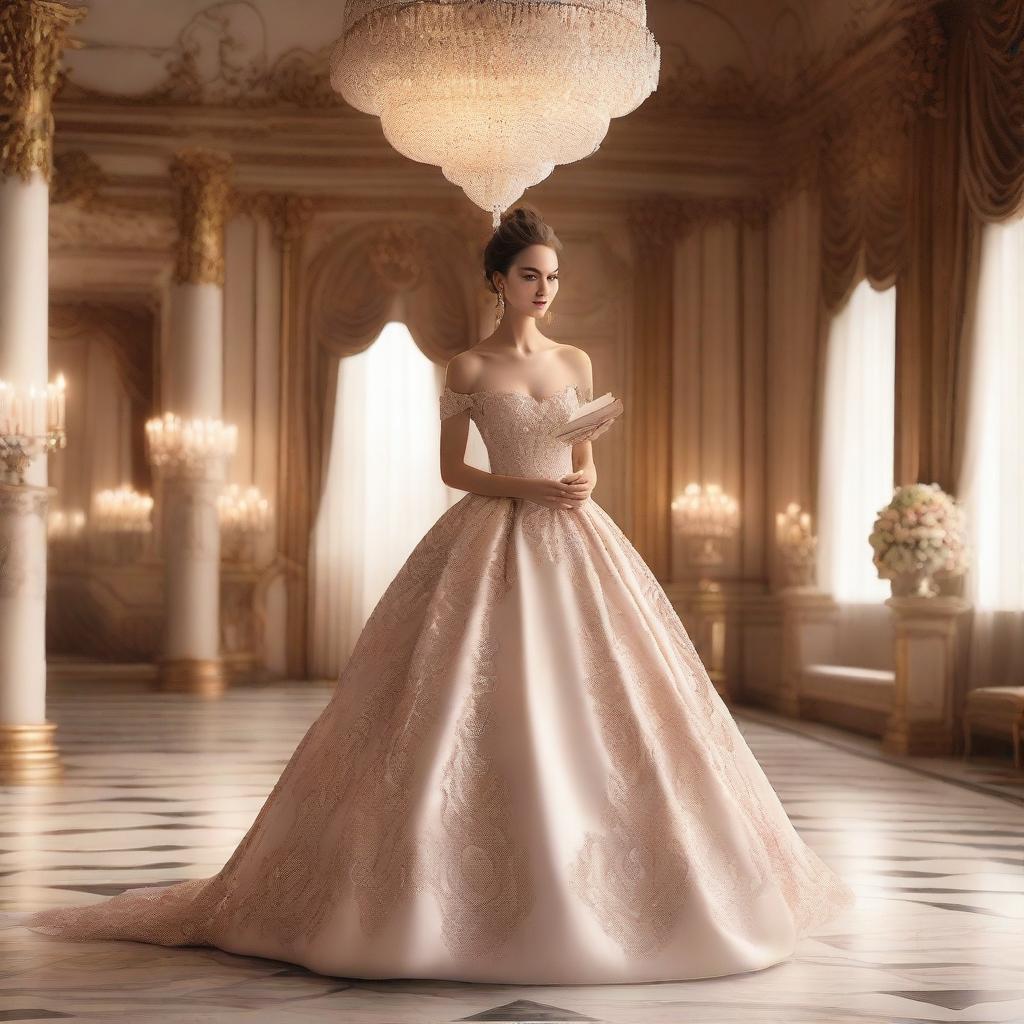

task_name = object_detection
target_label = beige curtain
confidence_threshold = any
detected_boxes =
[48,305,154,526]
[959,213,1024,692]
[299,219,481,671]
[895,0,1024,490]
[819,97,905,314]
[308,324,473,679]
[305,221,480,521]
[959,0,1024,223]
[766,187,825,591]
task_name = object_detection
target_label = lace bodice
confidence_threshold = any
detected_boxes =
[440,383,590,480]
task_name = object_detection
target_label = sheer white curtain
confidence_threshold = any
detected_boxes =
[308,322,485,680]
[817,278,897,611]
[960,212,1024,690]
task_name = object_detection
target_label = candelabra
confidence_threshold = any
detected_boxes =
[0,376,67,484]
[671,482,740,573]
[47,507,86,540]
[145,413,238,474]
[775,502,817,588]
[217,484,272,562]
[90,485,154,564]
[670,482,740,703]
[47,507,87,562]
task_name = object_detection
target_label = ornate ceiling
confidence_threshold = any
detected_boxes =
[58,0,908,108]
[48,0,944,268]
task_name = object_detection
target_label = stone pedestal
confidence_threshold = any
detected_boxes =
[882,595,971,756]
[777,587,839,718]
[688,582,731,703]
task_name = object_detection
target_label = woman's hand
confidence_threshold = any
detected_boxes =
[558,466,596,511]
[517,475,591,511]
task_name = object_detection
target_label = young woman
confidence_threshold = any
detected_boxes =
[25,205,854,984]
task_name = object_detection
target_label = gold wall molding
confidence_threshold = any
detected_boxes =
[763,4,947,220]
[0,0,85,182]
[56,4,343,110]
[232,191,316,246]
[51,149,107,204]
[169,148,233,286]
[49,149,175,255]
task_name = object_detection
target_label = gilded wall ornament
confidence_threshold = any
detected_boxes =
[169,148,233,286]
[57,3,342,110]
[0,0,85,183]
[367,226,426,291]
[51,149,107,205]
[233,191,316,246]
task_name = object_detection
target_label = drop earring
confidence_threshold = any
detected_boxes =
[494,286,505,328]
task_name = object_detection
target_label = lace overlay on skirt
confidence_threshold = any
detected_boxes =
[24,382,854,985]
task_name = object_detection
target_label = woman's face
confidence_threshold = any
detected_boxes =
[496,244,559,319]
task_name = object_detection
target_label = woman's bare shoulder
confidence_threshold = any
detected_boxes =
[444,350,484,393]
[553,343,592,373]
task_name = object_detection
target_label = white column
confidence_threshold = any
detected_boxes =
[155,149,233,696]
[0,0,84,783]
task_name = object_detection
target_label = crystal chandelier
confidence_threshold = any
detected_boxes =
[329,0,661,226]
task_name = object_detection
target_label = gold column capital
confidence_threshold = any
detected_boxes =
[0,0,85,183]
[233,191,315,249]
[265,193,314,249]
[169,147,233,286]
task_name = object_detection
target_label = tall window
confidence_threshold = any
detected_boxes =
[309,323,462,679]
[817,278,896,603]
[960,213,1024,687]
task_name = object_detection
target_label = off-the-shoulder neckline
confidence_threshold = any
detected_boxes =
[442,382,582,403]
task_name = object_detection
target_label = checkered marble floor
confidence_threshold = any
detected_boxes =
[2,682,1023,1024]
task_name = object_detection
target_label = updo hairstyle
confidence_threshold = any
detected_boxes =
[482,204,562,296]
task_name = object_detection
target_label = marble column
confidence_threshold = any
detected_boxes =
[156,149,233,696]
[0,0,84,783]
[627,197,688,581]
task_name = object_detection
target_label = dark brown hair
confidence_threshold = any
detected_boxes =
[482,204,562,296]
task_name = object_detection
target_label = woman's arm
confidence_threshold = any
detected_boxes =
[439,353,525,497]
[562,348,598,502]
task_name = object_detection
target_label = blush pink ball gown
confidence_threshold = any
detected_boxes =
[25,382,855,984]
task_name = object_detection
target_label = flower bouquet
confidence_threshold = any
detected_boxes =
[869,482,969,597]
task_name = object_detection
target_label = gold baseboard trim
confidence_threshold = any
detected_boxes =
[0,721,62,785]
[158,658,227,697]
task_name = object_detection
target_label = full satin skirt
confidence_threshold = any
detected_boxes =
[25,494,855,984]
